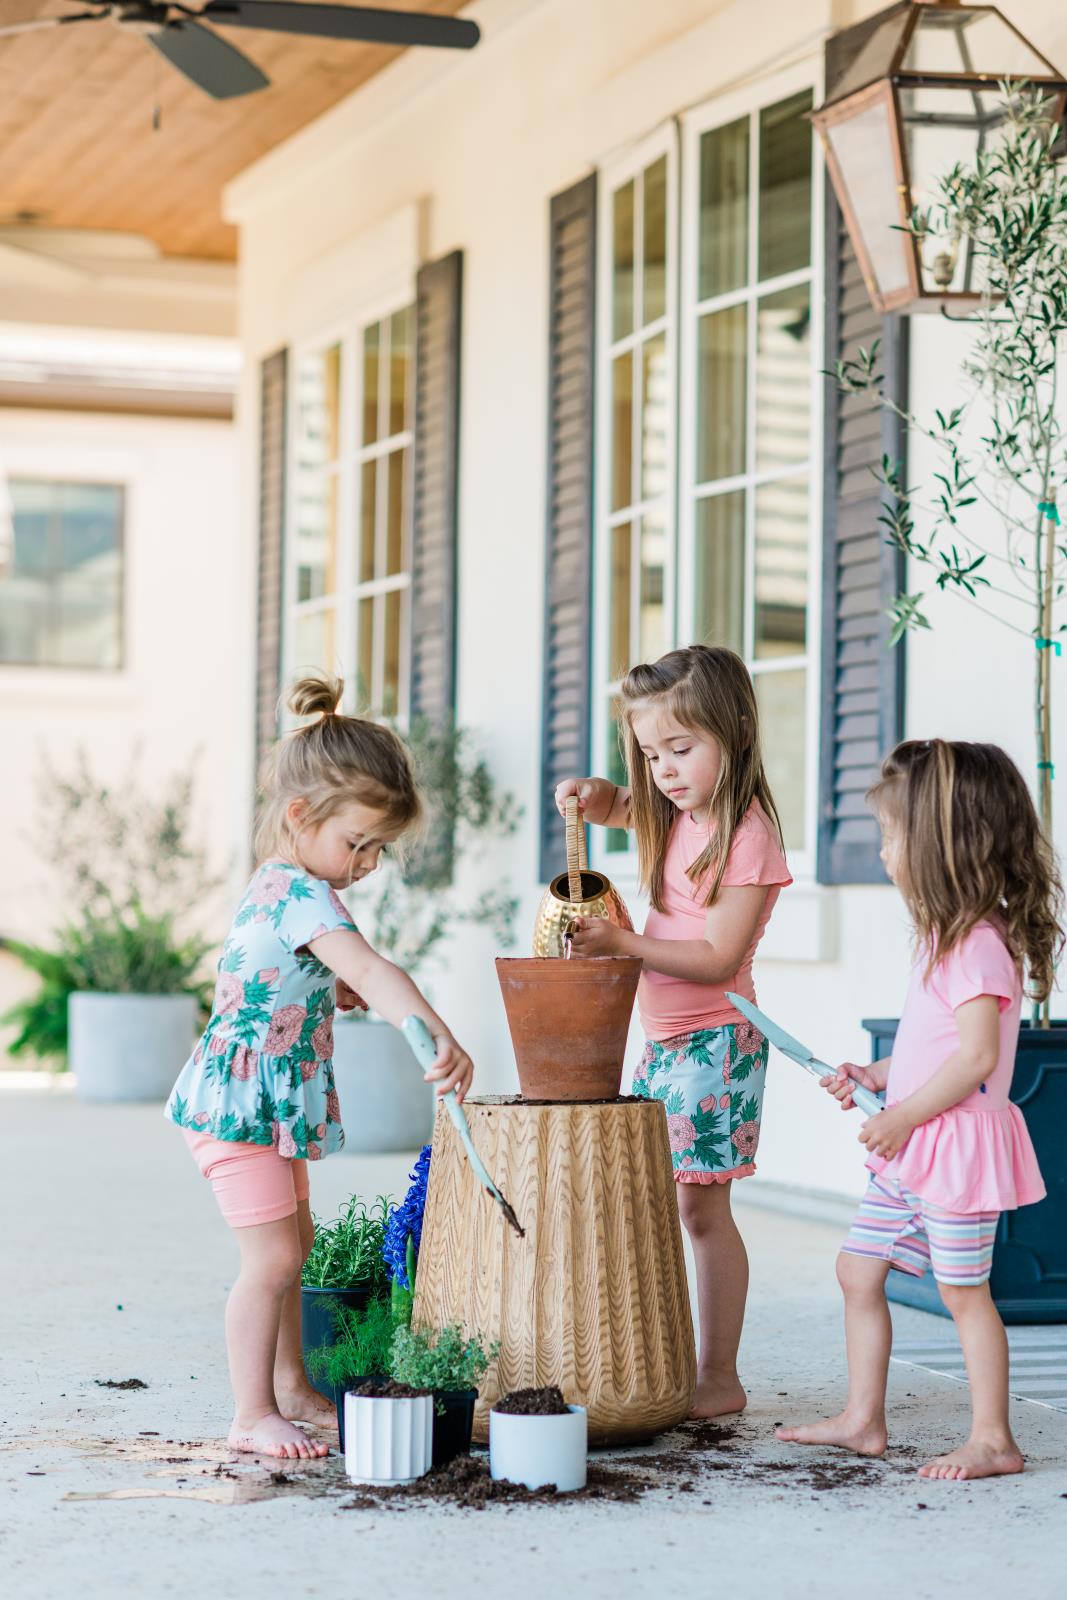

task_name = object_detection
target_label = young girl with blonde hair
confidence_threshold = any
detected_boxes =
[166,673,473,1460]
[779,739,1062,1479]
[558,644,792,1419]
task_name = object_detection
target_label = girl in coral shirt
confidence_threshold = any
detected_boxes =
[559,645,791,1420]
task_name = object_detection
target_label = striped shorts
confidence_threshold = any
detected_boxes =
[842,1174,998,1287]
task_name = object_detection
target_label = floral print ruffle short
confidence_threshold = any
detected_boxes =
[632,1021,769,1183]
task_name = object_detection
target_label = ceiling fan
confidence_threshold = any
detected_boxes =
[0,3,480,99]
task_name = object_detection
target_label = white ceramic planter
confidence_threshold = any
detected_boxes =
[489,1404,588,1493]
[332,1015,435,1153]
[69,992,197,1104]
[344,1392,433,1484]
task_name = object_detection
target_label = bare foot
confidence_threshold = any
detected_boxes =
[227,1411,330,1459]
[276,1383,339,1432]
[776,1411,887,1458]
[918,1437,1024,1481]
[688,1376,748,1420]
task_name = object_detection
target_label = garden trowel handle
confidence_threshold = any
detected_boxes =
[814,1058,885,1118]
[399,1015,464,1125]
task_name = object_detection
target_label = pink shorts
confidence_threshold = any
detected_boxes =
[183,1131,310,1228]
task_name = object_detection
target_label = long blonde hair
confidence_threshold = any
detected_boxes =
[868,739,1064,1002]
[619,645,784,912]
[253,673,423,866]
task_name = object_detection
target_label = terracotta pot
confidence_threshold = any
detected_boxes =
[495,956,642,1100]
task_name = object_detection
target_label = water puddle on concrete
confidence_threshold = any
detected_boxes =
[55,1434,345,1508]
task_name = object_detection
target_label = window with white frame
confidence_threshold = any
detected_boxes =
[0,478,124,669]
[595,76,819,868]
[596,129,678,852]
[287,302,414,719]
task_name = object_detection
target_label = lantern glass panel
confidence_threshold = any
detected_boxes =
[902,9,1055,80]
[825,98,911,298]
[899,84,1005,295]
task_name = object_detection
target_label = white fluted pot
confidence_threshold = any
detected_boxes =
[344,1393,433,1485]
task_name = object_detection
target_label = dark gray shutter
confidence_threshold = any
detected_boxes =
[816,192,908,884]
[410,249,462,728]
[255,347,288,774]
[538,173,597,883]
[409,249,463,885]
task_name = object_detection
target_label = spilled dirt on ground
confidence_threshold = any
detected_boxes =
[8,1415,919,1513]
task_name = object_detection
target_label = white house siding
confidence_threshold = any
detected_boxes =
[0,405,241,1028]
[226,0,1067,1198]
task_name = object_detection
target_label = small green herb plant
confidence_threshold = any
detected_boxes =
[301,1195,392,1291]
[389,1323,498,1401]
[305,1295,400,1391]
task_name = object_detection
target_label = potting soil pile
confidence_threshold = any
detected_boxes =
[348,1379,430,1400]
[493,1387,570,1416]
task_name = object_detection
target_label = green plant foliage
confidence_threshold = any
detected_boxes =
[389,1323,498,1397]
[301,1194,393,1291]
[350,717,522,983]
[305,1293,401,1389]
[1,751,221,1065]
[834,85,1067,828]
[389,1236,418,1327]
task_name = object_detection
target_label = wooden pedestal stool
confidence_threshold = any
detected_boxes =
[412,1095,696,1446]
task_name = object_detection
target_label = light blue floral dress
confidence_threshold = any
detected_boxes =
[165,862,357,1159]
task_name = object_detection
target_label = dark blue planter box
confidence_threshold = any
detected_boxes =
[864,1018,1067,1324]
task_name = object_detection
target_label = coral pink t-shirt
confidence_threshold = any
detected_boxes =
[867,922,1045,1213]
[638,800,792,1042]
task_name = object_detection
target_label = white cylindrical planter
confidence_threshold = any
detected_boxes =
[489,1405,588,1493]
[344,1393,433,1485]
[69,993,197,1104]
[332,1015,435,1154]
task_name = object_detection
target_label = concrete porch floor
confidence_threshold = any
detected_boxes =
[2,1082,1066,1599]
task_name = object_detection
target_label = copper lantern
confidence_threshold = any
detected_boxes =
[812,1,1067,314]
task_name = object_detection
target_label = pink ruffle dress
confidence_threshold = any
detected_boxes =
[867,923,1045,1214]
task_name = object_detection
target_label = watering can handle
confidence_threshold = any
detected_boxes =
[565,796,589,902]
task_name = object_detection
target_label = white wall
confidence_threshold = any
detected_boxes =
[0,407,242,1035]
[225,0,1067,1197]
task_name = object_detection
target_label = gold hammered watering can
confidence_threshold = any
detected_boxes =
[532,796,634,957]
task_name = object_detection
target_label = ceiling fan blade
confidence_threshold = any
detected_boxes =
[0,11,104,38]
[200,3,480,50]
[147,18,269,99]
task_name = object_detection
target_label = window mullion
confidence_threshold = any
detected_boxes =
[743,107,760,666]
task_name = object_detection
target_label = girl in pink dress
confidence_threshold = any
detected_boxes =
[779,740,1063,1480]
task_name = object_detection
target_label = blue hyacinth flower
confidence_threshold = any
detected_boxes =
[383,1143,432,1289]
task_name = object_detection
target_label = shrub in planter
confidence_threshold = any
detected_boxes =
[306,1294,402,1449]
[489,1387,588,1493]
[391,1323,498,1467]
[1,752,217,1098]
[300,1194,392,1397]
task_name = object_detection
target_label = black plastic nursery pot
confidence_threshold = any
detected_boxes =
[300,1284,376,1400]
[431,1389,478,1468]
[864,1019,1067,1324]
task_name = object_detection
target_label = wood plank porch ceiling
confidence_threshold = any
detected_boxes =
[0,0,470,260]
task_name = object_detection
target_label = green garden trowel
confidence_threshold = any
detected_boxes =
[401,1015,524,1237]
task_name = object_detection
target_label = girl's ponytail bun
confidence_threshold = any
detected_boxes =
[288,671,343,720]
